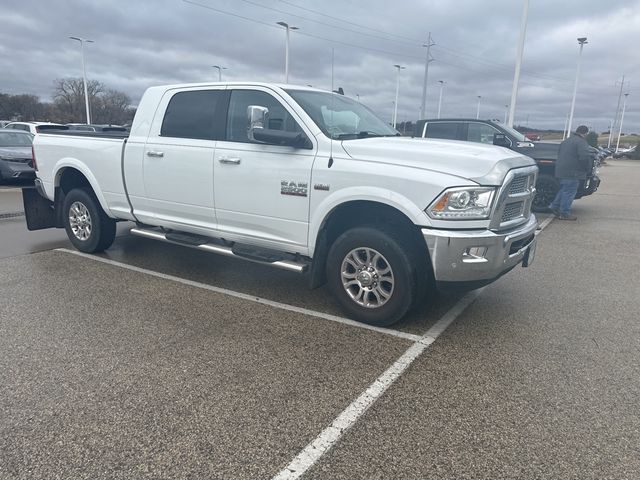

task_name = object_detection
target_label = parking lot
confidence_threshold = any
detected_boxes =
[1,161,639,479]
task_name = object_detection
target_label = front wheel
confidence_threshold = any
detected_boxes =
[326,226,417,326]
[62,188,116,253]
[532,174,560,213]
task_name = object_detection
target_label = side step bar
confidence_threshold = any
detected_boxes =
[130,227,309,274]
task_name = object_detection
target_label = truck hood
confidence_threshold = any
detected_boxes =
[340,137,535,184]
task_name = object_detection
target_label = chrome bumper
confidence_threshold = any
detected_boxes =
[422,215,537,286]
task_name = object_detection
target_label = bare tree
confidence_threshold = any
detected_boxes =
[0,93,47,121]
[93,89,132,125]
[53,78,104,123]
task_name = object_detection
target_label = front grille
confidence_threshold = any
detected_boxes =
[501,201,524,222]
[508,175,528,194]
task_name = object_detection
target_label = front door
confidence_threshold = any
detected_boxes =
[213,87,316,253]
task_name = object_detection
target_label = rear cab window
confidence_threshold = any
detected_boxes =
[424,122,460,140]
[160,90,225,140]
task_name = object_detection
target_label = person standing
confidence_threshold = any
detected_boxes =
[549,125,593,220]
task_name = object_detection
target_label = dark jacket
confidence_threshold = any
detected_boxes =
[555,134,593,180]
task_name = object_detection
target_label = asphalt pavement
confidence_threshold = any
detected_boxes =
[0,161,638,479]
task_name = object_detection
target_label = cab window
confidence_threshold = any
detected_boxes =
[424,122,459,140]
[161,90,222,140]
[226,90,303,143]
[466,123,499,144]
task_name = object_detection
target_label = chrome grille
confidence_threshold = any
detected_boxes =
[489,166,538,231]
[501,201,524,222]
[508,175,528,194]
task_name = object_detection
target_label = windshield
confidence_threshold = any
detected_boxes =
[500,125,527,142]
[285,89,399,140]
[0,131,33,147]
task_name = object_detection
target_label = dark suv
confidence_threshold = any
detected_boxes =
[414,119,600,212]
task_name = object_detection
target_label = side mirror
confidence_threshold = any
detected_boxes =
[493,133,512,148]
[247,104,312,149]
[247,105,269,142]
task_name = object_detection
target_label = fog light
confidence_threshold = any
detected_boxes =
[462,246,488,263]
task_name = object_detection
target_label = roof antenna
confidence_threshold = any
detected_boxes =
[328,47,334,168]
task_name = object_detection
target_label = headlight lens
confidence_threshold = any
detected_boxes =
[427,187,496,220]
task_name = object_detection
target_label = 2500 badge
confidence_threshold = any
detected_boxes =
[281,180,308,197]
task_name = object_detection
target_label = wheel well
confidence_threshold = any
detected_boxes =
[309,200,431,288]
[57,168,91,195]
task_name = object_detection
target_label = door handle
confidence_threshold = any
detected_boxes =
[146,151,164,158]
[219,156,241,165]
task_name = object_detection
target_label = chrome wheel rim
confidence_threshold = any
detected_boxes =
[69,201,92,241]
[341,247,394,309]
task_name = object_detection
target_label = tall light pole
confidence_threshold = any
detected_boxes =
[69,36,94,124]
[476,96,482,119]
[420,32,435,120]
[615,93,630,153]
[609,75,626,148]
[437,80,446,119]
[567,37,588,137]
[392,64,405,128]
[508,0,529,128]
[212,65,226,81]
[276,22,298,83]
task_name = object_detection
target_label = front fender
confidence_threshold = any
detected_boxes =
[308,186,430,256]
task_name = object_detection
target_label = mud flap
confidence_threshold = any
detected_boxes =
[22,187,57,230]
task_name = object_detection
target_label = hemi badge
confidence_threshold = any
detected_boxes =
[314,184,330,191]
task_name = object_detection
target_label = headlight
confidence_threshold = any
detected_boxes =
[427,186,496,220]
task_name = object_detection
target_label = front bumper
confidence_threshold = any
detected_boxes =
[422,215,537,291]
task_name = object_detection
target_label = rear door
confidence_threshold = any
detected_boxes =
[142,87,227,233]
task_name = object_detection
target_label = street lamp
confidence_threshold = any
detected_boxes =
[615,93,630,153]
[276,22,298,83]
[567,37,588,137]
[437,80,446,119]
[69,36,94,124]
[420,32,434,120]
[476,96,482,119]
[212,65,226,81]
[507,0,529,127]
[392,64,405,128]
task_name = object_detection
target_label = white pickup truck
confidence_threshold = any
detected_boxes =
[25,82,538,326]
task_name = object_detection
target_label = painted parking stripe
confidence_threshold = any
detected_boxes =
[55,248,423,343]
[272,289,484,480]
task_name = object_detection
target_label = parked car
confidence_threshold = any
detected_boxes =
[0,130,35,182]
[3,121,67,134]
[613,146,636,158]
[414,119,600,212]
[0,120,12,128]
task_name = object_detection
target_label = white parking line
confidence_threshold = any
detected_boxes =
[537,215,555,232]
[55,248,423,343]
[273,289,484,480]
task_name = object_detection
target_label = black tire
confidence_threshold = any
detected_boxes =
[532,174,560,213]
[62,188,116,253]
[326,226,417,327]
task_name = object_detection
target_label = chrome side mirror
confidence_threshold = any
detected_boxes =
[247,105,269,141]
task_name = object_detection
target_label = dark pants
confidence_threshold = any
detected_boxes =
[549,179,580,215]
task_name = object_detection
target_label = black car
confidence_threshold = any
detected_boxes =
[414,119,601,212]
[0,130,35,182]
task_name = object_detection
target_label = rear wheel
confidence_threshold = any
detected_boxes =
[62,188,116,253]
[532,174,560,213]
[326,226,417,326]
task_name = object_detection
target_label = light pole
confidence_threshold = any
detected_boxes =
[420,32,434,120]
[567,37,588,137]
[504,104,509,124]
[437,80,445,119]
[615,93,630,153]
[69,36,94,124]
[476,96,482,119]
[392,64,405,128]
[276,22,298,83]
[508,0,529,128]
[212,65,226,81]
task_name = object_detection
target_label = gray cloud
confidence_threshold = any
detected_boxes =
[1,0,638,133]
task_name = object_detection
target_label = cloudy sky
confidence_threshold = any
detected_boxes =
[2,0,639,133]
